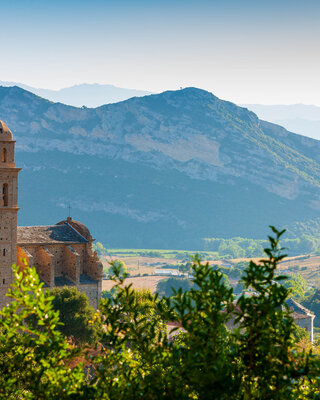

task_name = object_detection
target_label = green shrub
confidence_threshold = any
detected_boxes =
[156,277,193,297]
[51,286,101,345]
[0,266,85,398]
[1,227,320,399]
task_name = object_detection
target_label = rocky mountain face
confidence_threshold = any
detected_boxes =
[1,85,320,248]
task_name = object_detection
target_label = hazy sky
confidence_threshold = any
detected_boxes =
[1,0,320,105]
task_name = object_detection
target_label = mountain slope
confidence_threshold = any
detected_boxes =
[1,86,320,248]
[243,103,320,140]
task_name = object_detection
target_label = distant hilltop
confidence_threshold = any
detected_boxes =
[0,81,152,108]
[1,80,319,140]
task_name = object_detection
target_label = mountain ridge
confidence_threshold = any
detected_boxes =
[1,85,320,248]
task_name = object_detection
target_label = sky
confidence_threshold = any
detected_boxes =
[0,0,320,105]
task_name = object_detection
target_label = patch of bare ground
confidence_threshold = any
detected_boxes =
[277,255,320,287]
[102,256,179,276]
[102,276,168,294]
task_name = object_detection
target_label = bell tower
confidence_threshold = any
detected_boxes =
[0,121,20,307]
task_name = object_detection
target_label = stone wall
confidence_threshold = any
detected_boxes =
[45,245,65,276]
[0,210,17,285]
[64,245,80,284]
[70,244,85,274]
[85,245,103,282]
[78,283,100,309]
[37,246,54,286]
[17,246,34,269]
[296,316,314,342]
[0,267,12,300]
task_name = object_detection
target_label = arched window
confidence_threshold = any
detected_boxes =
[2,184,8,207]
[1,148,6,163]
[3,249,5,256]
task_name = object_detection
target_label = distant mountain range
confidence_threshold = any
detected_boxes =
[244,104,320,140]
[1,85,320,249]
[1,81,319,141]
[0,81,151,108]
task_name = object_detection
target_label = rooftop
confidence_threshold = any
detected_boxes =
[285,298,314,320]
[17,224,88,245]
[0,120,13,141]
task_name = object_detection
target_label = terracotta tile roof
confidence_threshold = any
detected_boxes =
[284,298,314,319]
[17,224,88,245]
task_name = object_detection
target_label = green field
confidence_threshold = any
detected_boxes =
[107,248,220,260]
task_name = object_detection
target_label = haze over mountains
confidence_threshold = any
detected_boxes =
[244,103,320,141]
[1,85,320,248]
[0,81,151,108]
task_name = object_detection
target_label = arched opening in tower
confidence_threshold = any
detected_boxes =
[2,184,8,207]
[1,148,7,163]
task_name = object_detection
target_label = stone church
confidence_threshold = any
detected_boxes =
[0,120,102,309]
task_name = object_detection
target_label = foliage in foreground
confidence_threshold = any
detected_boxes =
[51,286,101,345]
[2,228,320,398]
[0,268,84,399]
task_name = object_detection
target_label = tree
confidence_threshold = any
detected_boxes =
[302,289,320,327]
[221,273,231,289]
[51,286,101,345]
[156,277,193,297]
[218,241,246,259]
[111,259,127,276]
[178,262,192,274]
[92,241,108,256]
[284,273,309,300]
[228,267,242,279]
[234,280,245,294]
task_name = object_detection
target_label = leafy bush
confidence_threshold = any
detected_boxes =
[283,273,310,300]
[0,266,85,398]
[156,277,193,297]
[2,227,320,398]
[51,286,101,345]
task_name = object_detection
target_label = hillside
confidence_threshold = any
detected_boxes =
[244,103,320,140]
[1,86,320,248]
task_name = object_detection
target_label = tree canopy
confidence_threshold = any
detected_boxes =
[51,286,101,345]
[156,277,193,297]
[1,227,320,399]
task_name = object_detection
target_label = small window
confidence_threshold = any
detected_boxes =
[1,148,6,163]
[2,279,5,285]
[2,183,8,207]
[3,249,5,256]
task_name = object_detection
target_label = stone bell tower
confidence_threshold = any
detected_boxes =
[0,121,20,308]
